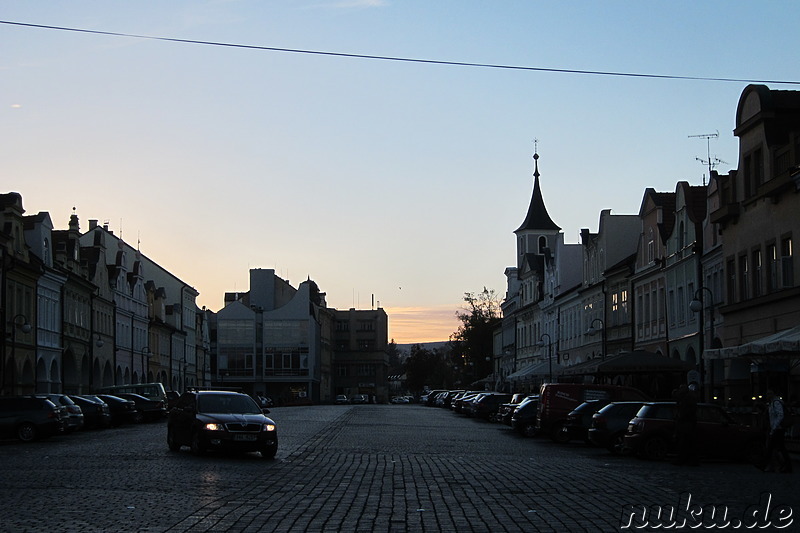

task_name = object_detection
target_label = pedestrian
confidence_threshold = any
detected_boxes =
[672,383,699,466]
[762,390,792,473]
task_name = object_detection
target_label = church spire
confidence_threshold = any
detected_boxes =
[515,151,561,233]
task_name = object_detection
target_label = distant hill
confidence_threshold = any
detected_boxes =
[396,341,449,354]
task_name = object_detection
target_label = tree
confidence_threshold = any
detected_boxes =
[403,344,453,393]
[386,339,404,376]
[449,287,501,385]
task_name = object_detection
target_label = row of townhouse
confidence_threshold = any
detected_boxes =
[210,268,390,405]
[495,84,800,406]
[1,196,210,396]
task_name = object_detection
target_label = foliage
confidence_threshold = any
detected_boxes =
[403,344,452,393]
[386,339,404,376]
[449,287,501,382]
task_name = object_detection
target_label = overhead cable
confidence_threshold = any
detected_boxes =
[1,20,798,86]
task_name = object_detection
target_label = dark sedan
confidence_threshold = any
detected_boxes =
[69,395,112,429]
[167,390,278,459]
[114,393,168,422]
[588,401,646,454]
[92,394,139,426]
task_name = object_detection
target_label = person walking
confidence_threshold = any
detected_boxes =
[763,390,792,473]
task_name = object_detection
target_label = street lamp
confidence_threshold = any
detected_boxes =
[140,347,152,384]
[537,333,553,383]
[690,287,715,400]
[587,318,606,360]
[7,314,32,394]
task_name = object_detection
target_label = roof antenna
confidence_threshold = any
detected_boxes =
[689,131,727,186]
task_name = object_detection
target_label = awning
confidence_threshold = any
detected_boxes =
[562,350,691,376]
[705,325,800,360]
[506,361,563,381]
[471,373,496,386]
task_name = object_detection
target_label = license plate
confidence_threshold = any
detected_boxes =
[233,434,257,442]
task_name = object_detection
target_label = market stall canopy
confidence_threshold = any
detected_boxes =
[705,325,800,361]
[506,361,563,381]
[562,350,692,376]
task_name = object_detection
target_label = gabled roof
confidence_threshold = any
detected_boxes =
[515,154,560,233]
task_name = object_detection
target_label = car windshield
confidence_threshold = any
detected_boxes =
[198,394,260,414]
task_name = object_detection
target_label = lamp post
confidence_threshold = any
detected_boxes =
[140,347,152,384]
[689,287,714,400]
[587,318,606,360]
[537,333,553,383]
[8,314,32,395]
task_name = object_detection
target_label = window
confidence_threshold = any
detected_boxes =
[647,229,655,264]
[538,236,547,254]
[726,258,736,303]
[767,243,778,293]
[782,237,794,287]
[739,255,749,300]
[754,148,764,186]
[752,249,762,298]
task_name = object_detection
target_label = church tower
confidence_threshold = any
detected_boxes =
[514,152,561,271]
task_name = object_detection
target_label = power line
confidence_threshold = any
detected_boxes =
[2,19,799,86]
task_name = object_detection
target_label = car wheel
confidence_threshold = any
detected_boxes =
[607,433,625,456]
[190,431,205,455]
[133,411,144,424]
[261,445,277,459]
[167,427,181,452]
[523,423,538,438]
[17,422,37,442]
[643,436,668,461]
[551,423,570,444]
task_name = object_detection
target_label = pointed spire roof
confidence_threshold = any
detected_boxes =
[515,152,561,233]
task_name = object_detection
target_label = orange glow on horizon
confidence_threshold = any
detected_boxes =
[384,305,460,345]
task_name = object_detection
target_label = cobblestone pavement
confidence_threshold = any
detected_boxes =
[0,405,797,532]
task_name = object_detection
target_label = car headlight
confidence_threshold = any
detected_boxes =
[204,423,223,431]
[263,424,276,432]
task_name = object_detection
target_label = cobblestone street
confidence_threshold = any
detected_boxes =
[0,405,797,532]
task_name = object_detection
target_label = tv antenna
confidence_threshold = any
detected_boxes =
[688,131,727,185]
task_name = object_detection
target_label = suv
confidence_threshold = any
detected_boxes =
[167,390,278,459]
[0,396,65,442]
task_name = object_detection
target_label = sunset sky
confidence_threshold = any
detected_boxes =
[2,2,797,343]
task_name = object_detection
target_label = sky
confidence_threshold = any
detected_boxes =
[1,2,798,344]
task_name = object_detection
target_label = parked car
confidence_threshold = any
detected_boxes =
[167,390,278,458]
[0,396,65,442]
[166,390,181,410]
[587,401,646,454]
[335,395,349,405]
[92,394,139,426]
[511,395,540,437]
[623,402,764,463]
[114,393,167,422]
[45,394,85,433]
[469,393,514,421]
[558,400,611,444]
[390,396,409,404]
[452,392,484,414]
[537,383,648,441]
[351,394,369,404]
[496,394,533,426]
[69,395,112,429]
[424,390,449,407]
